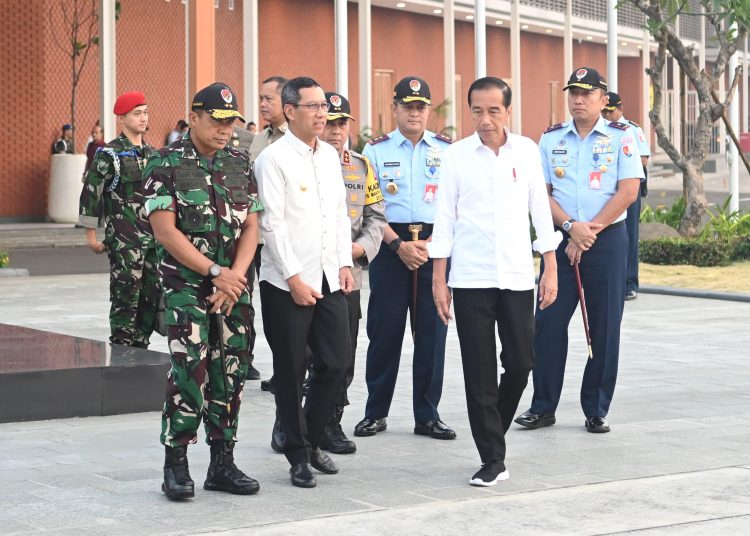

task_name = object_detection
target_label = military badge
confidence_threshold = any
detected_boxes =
[330,94,342,108]
[221,89,233,103]
[555,167,565,178]
[410,79,421,92]
[386,181,398,194]
[600,165,607,173]
[576,68,588,80]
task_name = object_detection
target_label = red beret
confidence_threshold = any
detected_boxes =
[113,91,146,115]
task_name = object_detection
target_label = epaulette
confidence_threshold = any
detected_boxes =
[434,132,454,144]
[347,149,366,162]
[627,119,640,128]
[368,134,389,145]
[544,123,565,134]
[608,121,630,131]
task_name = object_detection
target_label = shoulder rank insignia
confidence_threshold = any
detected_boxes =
[544,123,565,134]
[627,120,640,128]
[368,134,389,145]
[434,132,454,144]
[608,121,630,131]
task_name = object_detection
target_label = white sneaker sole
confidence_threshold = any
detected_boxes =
[469,469,509,487]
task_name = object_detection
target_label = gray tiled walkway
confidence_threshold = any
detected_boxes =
[1,274,749,535]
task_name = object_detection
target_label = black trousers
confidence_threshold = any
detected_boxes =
[336,290,361,407]
[260,279,351,466]
[453,288,534,464]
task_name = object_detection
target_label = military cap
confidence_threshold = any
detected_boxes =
[563,67,608,92]
[603,91,622,111]
[191,83,245,122]
[325,92,354,121]
[62,124,72,131]
[393,76,431,105]
[113,91,147,115]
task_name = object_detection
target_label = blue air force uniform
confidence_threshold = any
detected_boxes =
[361,127,453,424]
[531,110,644,422]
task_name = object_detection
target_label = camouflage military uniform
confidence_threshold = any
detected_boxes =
[79,134,159,348]
[143,135,263,447]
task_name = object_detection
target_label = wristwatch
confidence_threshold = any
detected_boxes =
[388,238,403,252]
[209,263,222,278]
[562,218,577,232]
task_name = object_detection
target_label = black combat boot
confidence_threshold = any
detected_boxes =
[162,445,194,500]
[319,406,356,454]
[204,441,260,495]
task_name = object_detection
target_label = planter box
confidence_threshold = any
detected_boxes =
[48,153,86,223]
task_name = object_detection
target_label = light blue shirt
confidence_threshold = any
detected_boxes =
[622,115,651,158]
[539,116,645,224]
[362,128,453,224]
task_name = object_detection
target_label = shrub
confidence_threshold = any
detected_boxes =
[639,238,734,267]
[731,235,750,261]
[0,251,8,268]
[700,196,750,240]
[639,195,685,229]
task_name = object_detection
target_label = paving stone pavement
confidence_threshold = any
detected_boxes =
[0,274,749,535]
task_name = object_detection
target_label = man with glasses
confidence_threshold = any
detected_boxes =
[354,76,456,441]
[255,77,355,488]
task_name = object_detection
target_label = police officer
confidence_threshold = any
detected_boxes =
[602,92,651,301]
[79,91,160,349]
[144,83,263,500]
[515,67,644,434]
[318,92,386,453]
[354,76,456,440]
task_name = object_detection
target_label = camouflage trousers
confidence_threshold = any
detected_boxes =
[160,287,251,447]
[108,244,160,348]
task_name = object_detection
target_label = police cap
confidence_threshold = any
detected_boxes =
[191,83,245,122]
[393,76,431,105]
[563,67,608,92]
[325,92,354,121]
[603,91,622,111]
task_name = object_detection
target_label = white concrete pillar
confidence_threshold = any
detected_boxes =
[564,0,573,121]
[729,34,740,212]
[243,0,259,125]
[607,0,618,91]
[444,0,457,132]
[358,0,372,130]
[335,0,348,96]
[671,55,681,153]
[510,0,521,133]
[475,0,486,79]
[743,36,748,132]
[642,30,651,146]
[99,0,117,141]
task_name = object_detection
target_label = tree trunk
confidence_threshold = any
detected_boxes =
[679,162,707,236]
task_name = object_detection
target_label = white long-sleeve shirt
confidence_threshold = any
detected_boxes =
[427,131,561,290]
[255,129,353,293]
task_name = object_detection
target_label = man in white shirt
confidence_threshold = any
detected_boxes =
[429,77,561,487]
[254,77,355,489]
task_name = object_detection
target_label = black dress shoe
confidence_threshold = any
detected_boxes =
[320,406,356,454]
[625,290,637,301]
[514,410,556,429]
[260,377,274,393]
[414,419,456,440]
[271,416,286,453]
[354,417,387,437]
[204,441,260,495]
[290,463,316,488]
[245,363,261,380]
[585,416,611,433]
[162,445,194,500]
[310,447,338,474]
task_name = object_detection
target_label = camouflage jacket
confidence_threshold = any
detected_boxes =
[341,148,386,289]
[142,135,263,301]
[78,134,154,247]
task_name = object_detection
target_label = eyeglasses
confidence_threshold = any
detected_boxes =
[292,102,331,112]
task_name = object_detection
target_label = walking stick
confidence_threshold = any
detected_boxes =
[214,311,232,413]
[573,262,593,360]
[407,224,423,341]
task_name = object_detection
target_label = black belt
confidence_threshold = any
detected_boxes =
[390,222,433,240]
[555,219,625,236]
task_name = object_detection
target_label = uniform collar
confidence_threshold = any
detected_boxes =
[566,116,609,138]
[340,147,351,165]
[391,128,437,148]
[285,128,319,156]
[268,122,288,137]
[181,134,228,161]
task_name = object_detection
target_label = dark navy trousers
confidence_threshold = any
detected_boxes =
[364,237,448,423]
[531,223,627,418]
[625,194,641,293]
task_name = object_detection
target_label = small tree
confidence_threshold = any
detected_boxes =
[623,0,749,236]
[49,0,99,153]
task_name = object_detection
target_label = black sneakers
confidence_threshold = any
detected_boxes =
[469,461,510,487]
